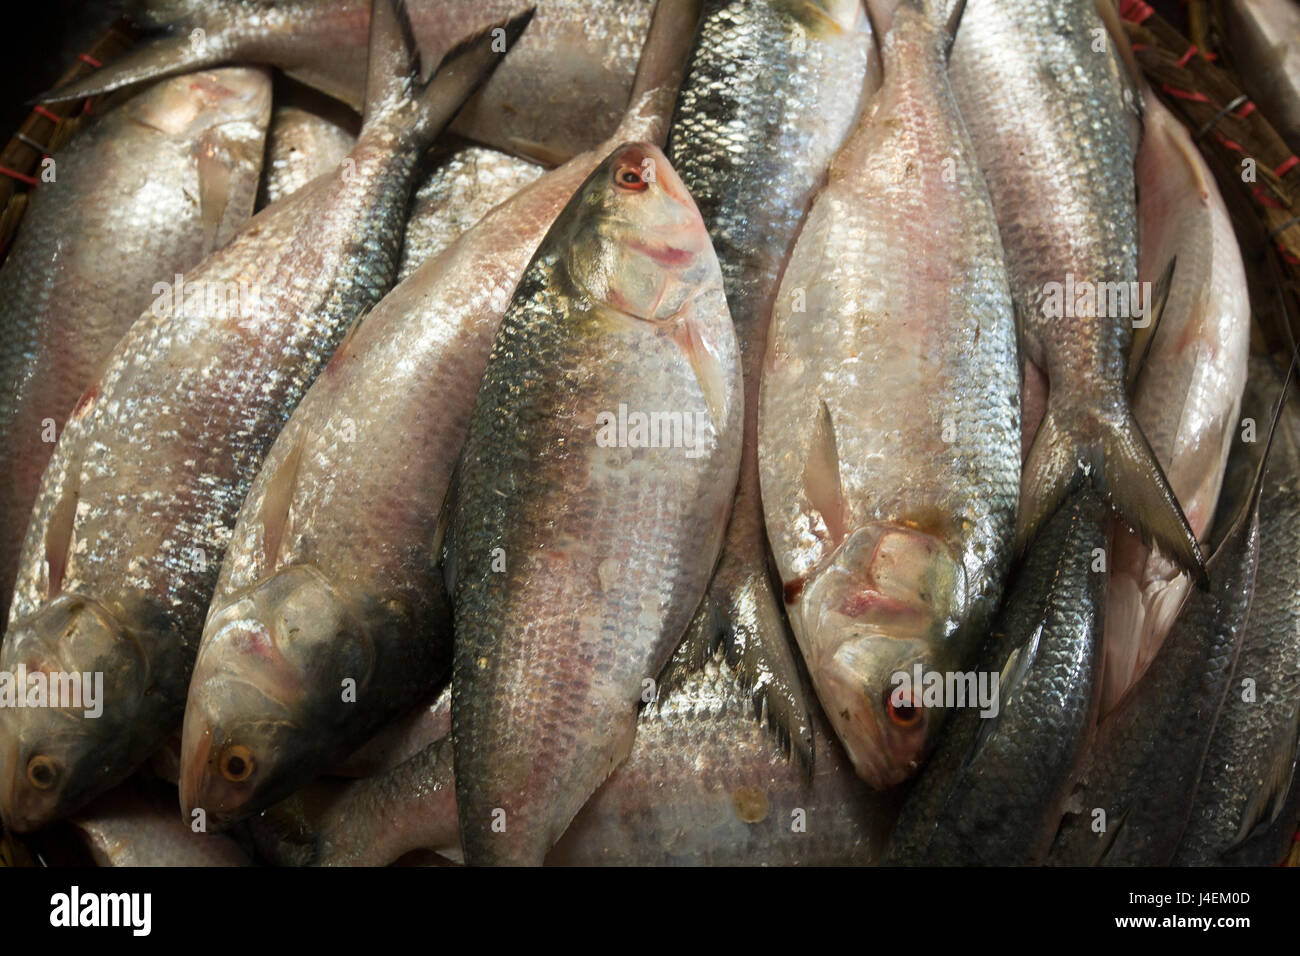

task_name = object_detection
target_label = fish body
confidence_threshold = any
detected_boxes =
[0,2,530,832]
[1101,91,1250,714]
[257,83,358,208]
[758,0,1020,789]
[178,3,696,828]
[1175,358,1300,865]
[46,0,655,165]
[664,0,875,760]
[1224,0,1300,155]
[949,0,1203,579]
[447,141,743,865]
[70,780,251,866]
[0,68,271,624]
[885,493,1107,865]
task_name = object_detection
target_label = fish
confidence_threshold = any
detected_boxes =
[398,141,543,281]
[1100,90,1251,714]
[1223,0,1300,156]
[1174,357,1300,865]
[0,68,272,625]
[757,0,1020,789]
[1046,372,1283,865]
[177,0,696,829]
[884,492,1108,865]
[42,0,656,166]
[444,141,743,865]
[256,81,359,208]
[69,778,251,866]
[251,629,893,866]
[663,0,876,763]
[0,0,533,833]
[948,0,1205,581]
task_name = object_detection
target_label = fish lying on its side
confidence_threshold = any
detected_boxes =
[949,0,1204,582]
[0,68,272,625]
[446,140,743,865]
[256,82,359,208]
[759,0,1020,789]
[0,0,532,833]
[1048,372,1284,865]
[1101,91,1250,715]
[1175,357,1300,866]
[1223,0,1300,156]
[42,0,655,165]
[885,492,1108,865]
[664,0,876,763]
[251,631,894,866]
[70,780,251,866]
[178,0,698,829]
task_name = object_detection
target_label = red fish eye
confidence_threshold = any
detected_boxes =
[884,691,923,728]
[615,165,647,191]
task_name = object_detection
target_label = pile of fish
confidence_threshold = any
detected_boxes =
[0,0,1296,867]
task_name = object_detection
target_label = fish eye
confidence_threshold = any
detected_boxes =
[614,164,647,192]
[883,689,924,729]
[219,745,255,783]
[26,755,60,791]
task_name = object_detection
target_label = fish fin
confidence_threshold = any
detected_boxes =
[435,458,462,600]
[365,1,533,139]
[1095,0,1144,106]
[44,461,81,598]
[1126,257,1176,393]
[966,621,1041,767]
[1017,396,1206,586]
[257,435,306,577]
[1232,702,1300,847]
[195,127,235,249]
[805,400,849,547]
[36,23,228,103]
[1093,804,1131,866]
[942,0,968,59]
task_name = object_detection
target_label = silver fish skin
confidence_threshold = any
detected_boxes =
[1175,358,1300,865]
[758,0,1020,789]
[256,83,359,208]
[398,142,543,281]
[446,142,743,865]
[0,2,531,833]
[45,0,655,165]
[885,492,1107,865]
[663,0,876,762]
[252,647,891,867]
[1048,452,1267,866]
[0,68,271,626]
[1100,91,1251,716]
[70,780,251,866]
[178,1,696,829]
[949,0,1204,580]
[1224,0,1300,156]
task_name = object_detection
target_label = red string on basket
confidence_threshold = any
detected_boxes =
[0,165,38,186]
[77,52,102,68]
[1119,0,1155,24]
[32,105,61,124]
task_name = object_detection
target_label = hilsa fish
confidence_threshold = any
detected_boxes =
[0,0,533,833]
[445,141,743,865]
[758,0,1021,789]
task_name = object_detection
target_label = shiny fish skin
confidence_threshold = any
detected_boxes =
[949,0,1204,580]
[178,3,697,828]
[398,142,543,281]
[1101,92,1250,715]
[45,0,655,165]
[70,780,251,866]
[0,3,529,833]
[1224,0,1300,156]
[1175,359,1300,865]
[0,68,271,626]
[885,492,1107,865]
[446,142,743,865]
[256,85,358,208]
[1048,459,1265,865]
[758,1,1020,789]
[664,0,875,761]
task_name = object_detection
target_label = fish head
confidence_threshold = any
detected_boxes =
[795,522,968,789]
[126,66,272,140]
[0,594,146,831]
[181,565,397,828]
[564,142,715,323]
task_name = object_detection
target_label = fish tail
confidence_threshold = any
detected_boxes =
[1017,395,1206,586]
[363,0,533,144]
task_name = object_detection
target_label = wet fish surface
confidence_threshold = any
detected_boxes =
[0,68,272,625]
[257,80,359,208]
[759,0,1020,789]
